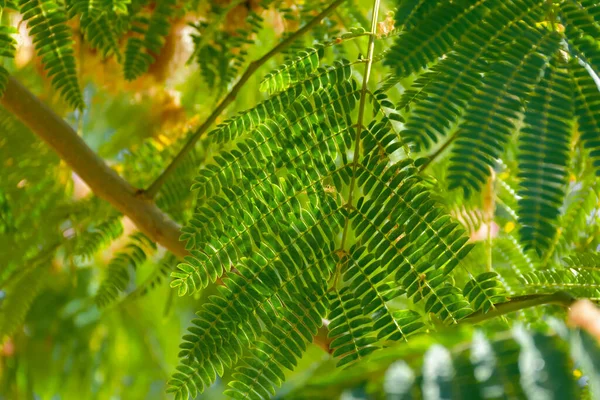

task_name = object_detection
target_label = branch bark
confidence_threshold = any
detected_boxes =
[143,0,347,198]
[1,77,188,258]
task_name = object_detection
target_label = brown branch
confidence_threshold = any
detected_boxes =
[0,77,188,258]
[143,0,347,198]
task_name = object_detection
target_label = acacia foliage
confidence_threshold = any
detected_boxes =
[2,0,600,399]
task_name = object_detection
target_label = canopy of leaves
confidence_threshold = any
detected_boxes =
[2,0,600,399]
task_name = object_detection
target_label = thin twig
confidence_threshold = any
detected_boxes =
[460,291,576,324]
[144,0,347,198]
[332,0,380,290]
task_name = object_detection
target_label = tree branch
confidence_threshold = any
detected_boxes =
[0,77,188,258]
[460,291,576,324]
[143,0,347,198]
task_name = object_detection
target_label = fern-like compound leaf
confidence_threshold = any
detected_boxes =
[209,61,354,145]
[66,0,130,59]
[327,286,380,367]
[494,235,536,292]
[448,27,560,195]
[517,60,573,255]
[20,0,84,109]
[224,280,329,400]
[169,220,338,397]
[571,60,600,175]
[0,262,48,337]
[401,0,544,151]
[385,0,494,78]
[463,272,506,313]
[170,39,476,397]
[558,179,598,251]
[174,83,358,293]
[95,232,156,307]
[194,81,355,201]
[72,215,124,259]
[521,253,600,299]
[0,26,16,95]
[394,69,438,111]
[559,0,600,41]
[348,157,475,324]
[260,45,322,94]
[123,0,177,80]
[578,0,600,24]
[395,0,443,30]
[259,31,366,95]
[67,0,129,60]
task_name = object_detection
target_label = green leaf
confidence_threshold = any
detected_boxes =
[20,0,84,109]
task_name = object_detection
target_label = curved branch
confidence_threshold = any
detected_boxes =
[143,0,347,198]
[0,77,188,258]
